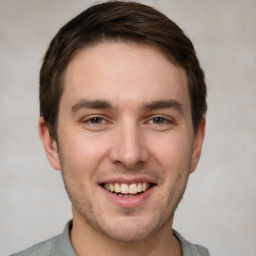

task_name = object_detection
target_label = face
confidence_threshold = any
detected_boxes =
[40,41,205,243]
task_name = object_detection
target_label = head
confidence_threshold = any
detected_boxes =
[39,0,207,246]
[40,0,207,141]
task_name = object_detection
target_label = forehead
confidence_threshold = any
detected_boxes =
[61,41,190,112]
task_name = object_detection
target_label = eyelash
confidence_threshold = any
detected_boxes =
[149,116,173,125]
[82,116,107,125]
[82,116,174,126]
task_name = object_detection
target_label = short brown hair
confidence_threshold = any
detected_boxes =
[40,0,207,140]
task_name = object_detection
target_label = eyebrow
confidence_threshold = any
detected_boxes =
[71,99,114,113]
[71,98,184,114]
[141,99,183,113]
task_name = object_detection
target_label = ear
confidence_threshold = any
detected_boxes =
[38,117,61,170]
[190,118,206,173]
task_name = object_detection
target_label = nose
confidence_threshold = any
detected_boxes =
[109,121,148,169]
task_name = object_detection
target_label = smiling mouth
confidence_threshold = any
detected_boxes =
[101,182,153,197]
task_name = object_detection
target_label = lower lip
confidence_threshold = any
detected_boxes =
[99,185,155,208]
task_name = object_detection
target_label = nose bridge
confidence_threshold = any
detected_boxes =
[110,117,148,168]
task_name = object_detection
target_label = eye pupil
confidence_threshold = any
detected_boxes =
[153,117,164,124]
[91,117,102,124]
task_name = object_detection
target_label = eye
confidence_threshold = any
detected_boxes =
[146,116,176,131]
[88,117,105,124]
[151,117,166,124]
[82,116,108,126]
[81,116,110,131]
[149,116,171,124]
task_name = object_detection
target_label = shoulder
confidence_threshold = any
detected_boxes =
[173,229,210,256]
[10,221,76,256]
[10,235,59,256]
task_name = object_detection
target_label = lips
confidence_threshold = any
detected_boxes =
[102,182,152,197]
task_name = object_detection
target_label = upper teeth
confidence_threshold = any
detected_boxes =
[103,182,150,194]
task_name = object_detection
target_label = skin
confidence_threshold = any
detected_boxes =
[39,41,205,256]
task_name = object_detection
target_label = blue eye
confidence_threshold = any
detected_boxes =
[81,116,110,131]
[152,117,166,124]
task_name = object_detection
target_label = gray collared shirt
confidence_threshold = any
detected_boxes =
[11,221,210,256]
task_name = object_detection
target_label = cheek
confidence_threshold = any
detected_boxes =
[148,132,193,172]
[60,131,111,174]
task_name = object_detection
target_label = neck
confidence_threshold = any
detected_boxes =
[70,211,182,256]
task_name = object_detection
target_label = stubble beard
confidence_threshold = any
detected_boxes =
[61,165,189,244]
[57,141,190,244]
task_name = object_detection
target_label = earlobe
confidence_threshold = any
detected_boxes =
[190,118,206,173]
[38,117,61,170]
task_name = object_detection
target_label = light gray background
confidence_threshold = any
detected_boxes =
[1,0,255,255]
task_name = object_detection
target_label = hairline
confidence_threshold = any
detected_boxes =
[51,38,192,141]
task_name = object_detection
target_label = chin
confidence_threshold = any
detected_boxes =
[90,214,173,244]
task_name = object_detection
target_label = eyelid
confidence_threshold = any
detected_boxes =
[81,115,110,124]
[146,115,175,124]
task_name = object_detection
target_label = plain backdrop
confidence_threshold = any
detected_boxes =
[1,0,255,255]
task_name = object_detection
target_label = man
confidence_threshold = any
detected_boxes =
[12,1,209,255]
